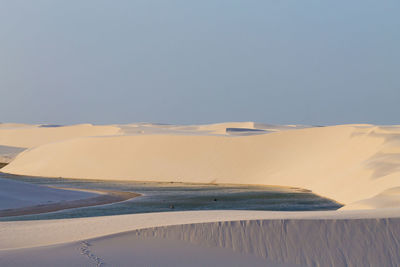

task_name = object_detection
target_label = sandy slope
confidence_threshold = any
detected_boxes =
[0,123,37,129]
[0,123,120,148]
[2,210,400,266]
[0,238,278,267]
[4,124,400,207]
[1,209,399,250]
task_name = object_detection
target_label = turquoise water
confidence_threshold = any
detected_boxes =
[0,173,342,221]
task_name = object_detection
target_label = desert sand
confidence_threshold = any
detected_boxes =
[1,122,400,266]
[3,122,400,207]
[2,210,400,266]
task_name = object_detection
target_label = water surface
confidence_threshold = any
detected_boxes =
[0,173,342,221]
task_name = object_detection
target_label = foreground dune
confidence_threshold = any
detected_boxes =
[2,209,399,250]
[1,209,400,266]
[3,123,400,208]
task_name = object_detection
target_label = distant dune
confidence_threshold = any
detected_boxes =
[2,122,400,209]
[0,123,120,148]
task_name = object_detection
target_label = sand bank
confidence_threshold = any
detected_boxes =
[0,189,140,218]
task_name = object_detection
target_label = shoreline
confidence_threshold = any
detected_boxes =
[0,189,141,218]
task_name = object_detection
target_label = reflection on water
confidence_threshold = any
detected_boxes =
[0,173,342,221]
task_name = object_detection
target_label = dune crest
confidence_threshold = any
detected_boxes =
[0,124,120,148]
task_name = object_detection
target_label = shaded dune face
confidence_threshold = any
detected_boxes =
[2,217,398,267]
[118,218,400,267]
[2,123,400,209]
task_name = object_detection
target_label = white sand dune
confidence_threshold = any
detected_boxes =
[116,121,308,136]
[2,122,400,266]
[0,123,38,129]
[341,186,400,210]
[1,209,400,266]
[0,237,278,267]
[0,123,120,148]
[3,124,400,207]
[2,209,400,250]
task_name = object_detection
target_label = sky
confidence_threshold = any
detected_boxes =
[0,0,399,125]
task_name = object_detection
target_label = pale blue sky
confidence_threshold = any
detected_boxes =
[1,1,399,125]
